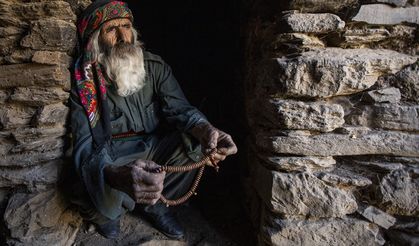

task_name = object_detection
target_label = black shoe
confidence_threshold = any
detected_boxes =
[141,205,185,239]
[96,218,120,239]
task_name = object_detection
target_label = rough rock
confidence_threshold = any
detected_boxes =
[0,149,64,167]
[254,165,357,218]
[363,87,401,103]
[391,61,419,103]
[256,128,419,157]
[274,48,417,98]
[288,0,360,13]
[32,51,72,67]
[0,35,21,56]
[10,137,65,154]
[357,205,396,229]
[140,240,187,246]
[4,190,81,246]
[0,26,24,37]
[21,19,76,52]
[283,13,345,33]
[0,135,13,156]
[35,103,69,126]
[353,4,419,24]
[0,89,9,103]
[343,28,390,44]
[2,1,76,22]
[377,169,418,216]
[11,126,67,145]
[343,25,418,55]
[346,104,419,131]
[262,156,336,172]
[369,0,408,6]
[0,160,62,188]
[0,64,71,89]
[261,99,344,132]
[63,0,92,15]
[316,169,372,187]
[10,87,69,106]
[260,214,385,246]
[0,105,36,130]
[4,48,35,64]
[274,33,325,53]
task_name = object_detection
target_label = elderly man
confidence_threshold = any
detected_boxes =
[70,0,237,240]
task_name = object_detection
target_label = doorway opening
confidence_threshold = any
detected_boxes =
[128,0,255,244]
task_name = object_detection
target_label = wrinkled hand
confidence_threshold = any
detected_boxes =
[104,160,166,205]
[190,123,238,165]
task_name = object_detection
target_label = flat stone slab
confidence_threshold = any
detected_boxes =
[10,87,69,106]
[260,214,385,246]
[288,0,359,13]
[0,104,36,130]
[0,63,70,89]
[21,19,76,52]
[346,104,419,131]
[391,61,419,103]
[283,13,345,33]
[363,87,401,103]
[254,164,357,218]
[377,169,419,216]
[316,169,372,188]
[4,190,80,244]
[261,99,344,132]
[0,160,62,188]
[352,4,419,25]
[274,48,417,98]
[256,128,419,157]
[275,33,325,52]
[371,0,408,7]
[358,205,396,229]
[261,156,336,172]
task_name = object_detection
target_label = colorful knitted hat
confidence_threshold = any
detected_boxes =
[74,0,133,148]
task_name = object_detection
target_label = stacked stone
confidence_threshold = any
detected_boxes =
[244,0,419,245]
[0,0,90,245]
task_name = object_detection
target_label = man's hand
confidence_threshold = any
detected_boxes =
[189,123,238,165]
[104,160,166,205]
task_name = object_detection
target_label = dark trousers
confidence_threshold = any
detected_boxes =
[70,131,201,225]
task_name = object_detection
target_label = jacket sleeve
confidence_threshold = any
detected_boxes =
[70,89,127,220]
[154,60,208,131]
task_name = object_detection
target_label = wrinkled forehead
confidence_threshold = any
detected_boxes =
[77,1,133,43]
[101,18,132,31]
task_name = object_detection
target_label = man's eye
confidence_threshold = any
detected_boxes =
[123,24,131,29]
[106,27,116,33]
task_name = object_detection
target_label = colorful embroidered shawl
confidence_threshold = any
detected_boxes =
[74,0,133,147]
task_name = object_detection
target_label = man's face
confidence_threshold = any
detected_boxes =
[100,18,133,47]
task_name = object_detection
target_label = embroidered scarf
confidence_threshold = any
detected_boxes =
[74,0,133,148]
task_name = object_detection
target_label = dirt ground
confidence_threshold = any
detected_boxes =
[74,169,256,246]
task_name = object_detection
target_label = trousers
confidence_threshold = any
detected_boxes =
[70,130,202,225]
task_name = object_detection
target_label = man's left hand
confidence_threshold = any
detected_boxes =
[190,123,238,165]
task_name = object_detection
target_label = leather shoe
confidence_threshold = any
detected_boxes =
[141,205,185,239]
[96,218,120,239]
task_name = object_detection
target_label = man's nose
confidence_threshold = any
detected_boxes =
[116,28,127,43]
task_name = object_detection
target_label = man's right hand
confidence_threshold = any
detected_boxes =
[104,160,166,205]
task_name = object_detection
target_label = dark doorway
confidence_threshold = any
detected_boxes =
[126,0,255,244]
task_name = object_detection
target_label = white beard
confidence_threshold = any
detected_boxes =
[99,43,146,97]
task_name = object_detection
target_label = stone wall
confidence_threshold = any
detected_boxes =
[0,0,90,245]
[244,0,419,245]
